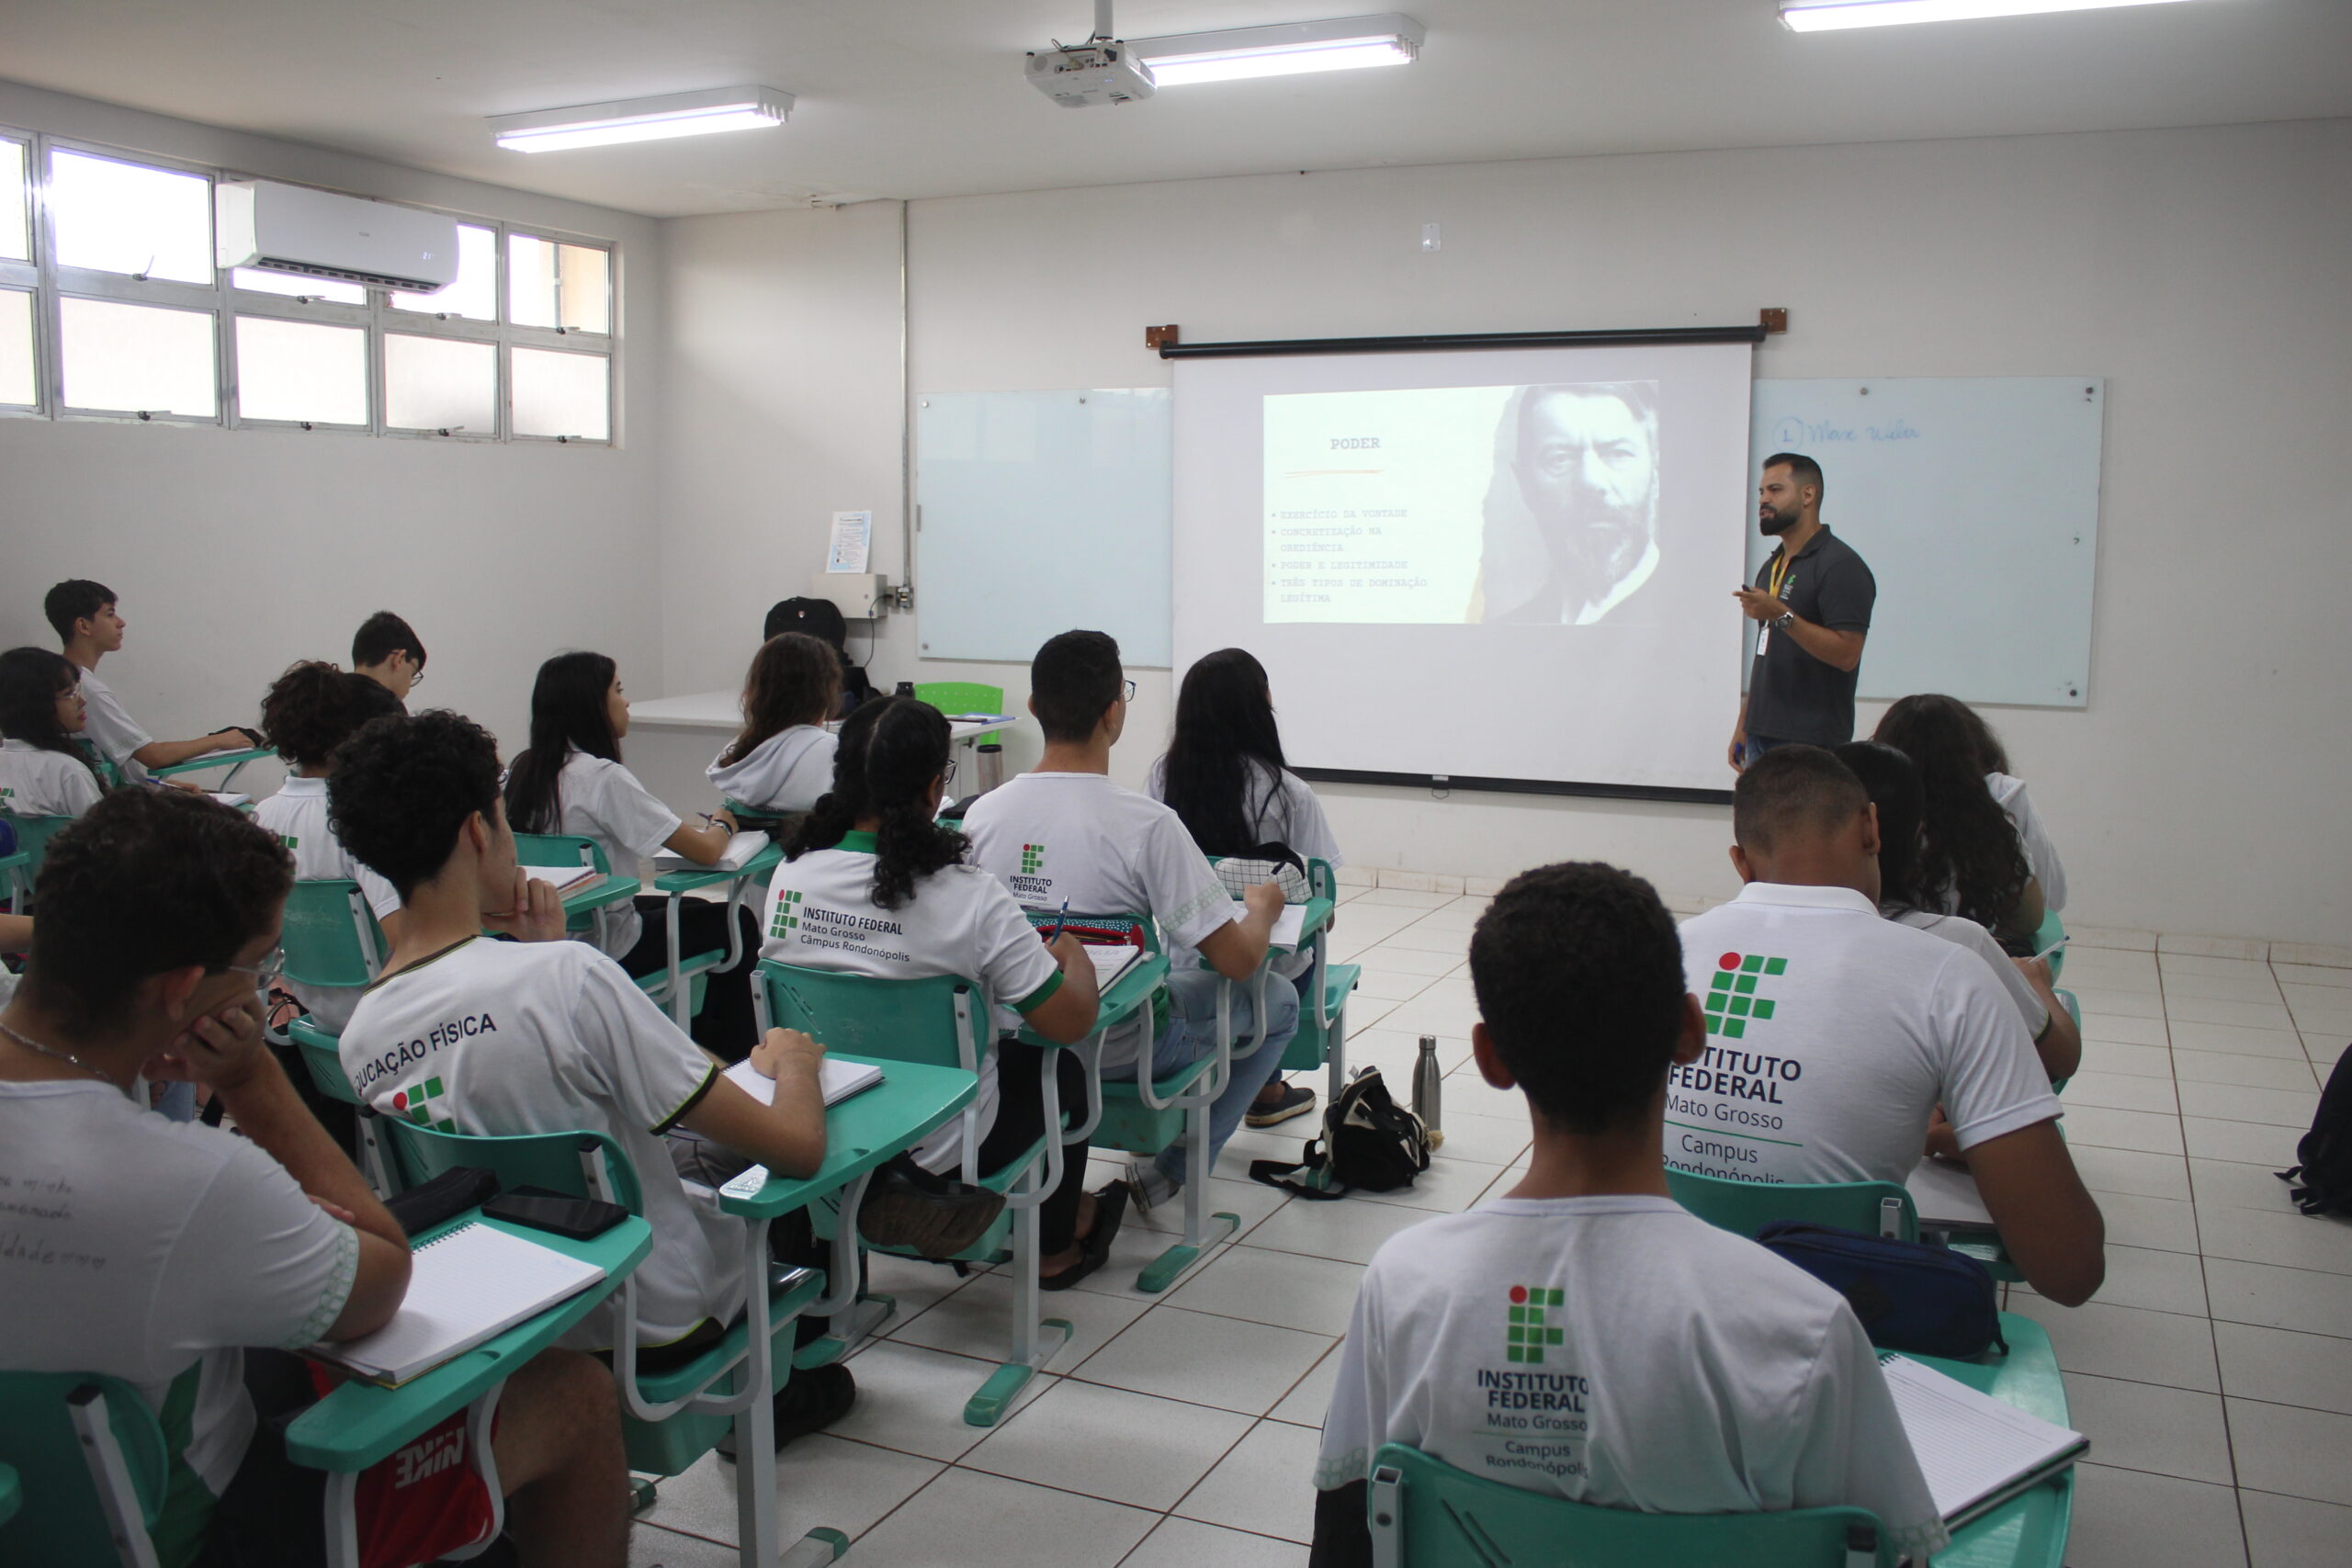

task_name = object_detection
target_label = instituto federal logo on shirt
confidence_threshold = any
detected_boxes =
[1507,1285,1566,1363]
[770,888,803,938]
[277,833,300,852]
[1011,842,1050,899]
[1703,951,1786,1039]
[1020,842,1045,874]
[392,1076,457,1133]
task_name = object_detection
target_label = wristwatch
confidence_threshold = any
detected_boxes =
[1770,610,1795,631]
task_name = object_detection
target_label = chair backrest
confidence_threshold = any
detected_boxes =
[0,812,74,877]
[281,879,385,990]
[0,1371,170,1567]
[757,960,982,1074]
[380,1120,646,1215]
[1308,857,1339,903]
[910,681,1005,716]
[1365,1443,1894,1567]
[1667,1167,1919,1243]
[288,1018,364,1105]
[514,833,609,874]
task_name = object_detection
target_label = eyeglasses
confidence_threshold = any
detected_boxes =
[942,758,959,785]
[215,943,287,987]
[1121,679,1136,703]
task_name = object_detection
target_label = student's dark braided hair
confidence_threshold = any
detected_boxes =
[786,695,966,911]
[0,646,107,790]
[1872,694,2031,931]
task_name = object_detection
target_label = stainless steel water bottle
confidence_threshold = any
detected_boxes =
[1412,1033,1442,1131]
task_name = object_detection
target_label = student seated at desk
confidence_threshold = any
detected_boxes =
[0,789,629,1568]
[964,630,1297,1214]
[0,647,107,818]
[43,579,256,784]
[1836,740,2078,1082]
[1945,696,2068,914]
[762,695,1124,1283]
[1675,747,2105,1305]
[252,661,406,1033]
[1150,646,1343,1130]
[1311,863,1945,1568]
[330,710,857,1443]
[707,631,842,819]
[1873,694,2050,946]
[504,650,762,1055]
[351,609,427,705]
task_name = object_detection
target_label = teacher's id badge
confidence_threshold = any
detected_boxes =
[1754,625,1770,657]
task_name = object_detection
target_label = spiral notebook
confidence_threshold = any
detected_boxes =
[722,1054,885,1108]
[308,1221,607,1386]
[1879,1353,2086,1525]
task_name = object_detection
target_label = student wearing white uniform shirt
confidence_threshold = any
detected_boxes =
[504,650,762,1055]
[965,631,1297,1214]
[1838,740,2077,1085]
[0,788,630,1568]
[1940,699,2070,913]
[331,709,860,1445]
[1677,746,2104,1305]
[0,647,107,818]
[1312,863,1945,1567]
[1872,694,2048,946]
[1149,646,1343,1129]
[763,695,1131,1283]
[708,632,842,818]
[43,580,255,784]
[252,662,407,1034]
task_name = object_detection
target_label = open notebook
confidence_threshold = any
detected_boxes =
[522,862,604,896]
[309,1221,607,1386]
[1906,1156,1996,1231]
[1224,901,1309,953]
[722,1054,884,1109]
[1089,945,1144,988]
[1880,1353,2086,1525]
[653,829,771,873]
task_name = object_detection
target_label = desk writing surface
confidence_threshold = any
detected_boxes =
[719,1053,977,1220]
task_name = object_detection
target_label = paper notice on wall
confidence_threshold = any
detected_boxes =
[827,511,873,573]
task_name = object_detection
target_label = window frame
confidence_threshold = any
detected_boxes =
[0,122,616,446]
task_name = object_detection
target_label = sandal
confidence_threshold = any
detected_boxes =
[1040,1181,1130,1292]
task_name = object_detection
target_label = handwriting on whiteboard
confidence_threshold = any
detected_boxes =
[1771,416,1921,446]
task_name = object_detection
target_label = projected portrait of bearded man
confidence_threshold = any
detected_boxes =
[1468,381,1661,625]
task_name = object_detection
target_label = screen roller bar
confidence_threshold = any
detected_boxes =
[1158,324,1769,360]
[1295,766,1734,807]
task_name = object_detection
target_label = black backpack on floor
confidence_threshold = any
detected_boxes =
[2278,1042,2352,1217]
[1249,1066,1430,1201]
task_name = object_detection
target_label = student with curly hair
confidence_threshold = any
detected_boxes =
[763,696,1123,1282]
[1871,694,2046,945]
[707,633,841,818]
[250,661,407,1032]
[0,646,107,818]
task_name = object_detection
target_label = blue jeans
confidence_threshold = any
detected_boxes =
[1107,966,1300,1189]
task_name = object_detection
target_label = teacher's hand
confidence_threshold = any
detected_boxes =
[1734,586,1784,622]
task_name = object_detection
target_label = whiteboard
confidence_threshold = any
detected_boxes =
[914,389,1171,666]
[1748,378,2103,708]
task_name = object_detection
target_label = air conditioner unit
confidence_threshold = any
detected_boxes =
[216,181,460,293]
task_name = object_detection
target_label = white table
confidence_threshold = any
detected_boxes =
[624,692,1016,812]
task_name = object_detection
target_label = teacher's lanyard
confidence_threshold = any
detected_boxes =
[1767,550,1794,604]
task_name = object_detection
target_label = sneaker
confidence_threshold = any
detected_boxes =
[716,1363,857,1460]
[1245,1081,1317,1129]
[1125,1156,1180,1215]
[856,1156,1005,1258]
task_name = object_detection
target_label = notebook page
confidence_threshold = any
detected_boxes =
[1088,946,1143,987]
[1228,901,1309,952]
[723,1055,883,1108]
[1906,1157,1996,1230]
[1879,1354,2086,1519]
[652,829,771,872]
[521,863,601,894]
[312,1221,605,1384]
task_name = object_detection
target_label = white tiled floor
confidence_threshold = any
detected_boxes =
[631,874,2352,1568]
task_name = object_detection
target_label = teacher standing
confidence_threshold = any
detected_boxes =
[1727,453,1875,771]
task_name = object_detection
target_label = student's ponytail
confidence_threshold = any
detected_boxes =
[786,695,964,910]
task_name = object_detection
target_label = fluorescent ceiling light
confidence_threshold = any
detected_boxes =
[1129,14,1424,86]
[1781,0,2199,31]
[490,87,793,153]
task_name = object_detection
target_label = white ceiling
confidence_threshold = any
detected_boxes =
[2,0,2346,218]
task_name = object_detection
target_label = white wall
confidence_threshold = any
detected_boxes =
[0,81,667,761]
[665,118,2352,945]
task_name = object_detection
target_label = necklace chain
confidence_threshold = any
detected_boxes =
[0,1018,115,1085]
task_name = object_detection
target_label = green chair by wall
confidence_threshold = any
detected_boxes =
[910,682,1006,717]
[1363,1441,1899,1568]
[756,960,1073,1426]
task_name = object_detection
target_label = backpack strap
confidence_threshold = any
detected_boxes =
[1248,1143,1351,1201]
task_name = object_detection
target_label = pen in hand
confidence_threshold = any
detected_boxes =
[1046,897,1070,942]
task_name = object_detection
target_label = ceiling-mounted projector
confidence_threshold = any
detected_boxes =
[1025,0,1156,107]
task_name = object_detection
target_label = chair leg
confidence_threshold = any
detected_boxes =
[1135,1103,1238,1294]
[778,1527,851,1565]
[795,1173,898,1369]
[965,1160,1071,1427]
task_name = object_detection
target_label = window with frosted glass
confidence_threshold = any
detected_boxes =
[384,332,494,432]
[0,288,34,405]
[48,149,212,284]
[511,346,608,440]
[59,296,215,415]
[508,235,611,333]
[0,140,27,263]
[389,223,495,320]
[236,315,366,425]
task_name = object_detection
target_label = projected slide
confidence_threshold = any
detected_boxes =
[1174,340,1754,795]
[1264,381,1661,626]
